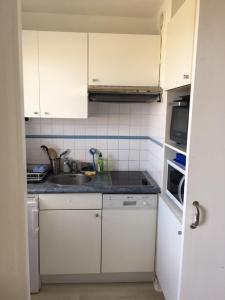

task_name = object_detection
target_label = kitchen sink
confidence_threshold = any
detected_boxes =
[48,174,92,186]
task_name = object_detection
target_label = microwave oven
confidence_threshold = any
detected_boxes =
[166,160,185,209]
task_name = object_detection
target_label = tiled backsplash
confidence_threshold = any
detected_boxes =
[26,102,165,186]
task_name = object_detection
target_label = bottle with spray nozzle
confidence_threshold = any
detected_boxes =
[97,152,104,174]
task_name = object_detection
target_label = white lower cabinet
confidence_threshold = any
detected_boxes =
[39,193,157,277]
[39,194,102,275]
[156,197,182,300]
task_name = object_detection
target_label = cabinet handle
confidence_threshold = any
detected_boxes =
[190,201,200,229]
[95,213,101,218]
[178,231,182,235]
[44,112,50,115]
[92,78,100,82]
[33,112,39,115]
[183,74,190,79]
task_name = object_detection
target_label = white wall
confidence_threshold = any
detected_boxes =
[22,6,167,186]
[0,0,30,299]
[22,12,159,34]
[144,0,173,187]
[26,102,164,185]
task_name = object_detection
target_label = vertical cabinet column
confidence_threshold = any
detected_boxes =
[156,197,182,300]
[164,0,196,90]
[22,31,40,118]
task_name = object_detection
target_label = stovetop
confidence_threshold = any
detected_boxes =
[110,171,151,186]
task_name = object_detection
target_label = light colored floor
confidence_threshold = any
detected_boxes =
[31,283,164,300]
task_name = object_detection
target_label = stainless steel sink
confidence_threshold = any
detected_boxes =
[49,174,92,186]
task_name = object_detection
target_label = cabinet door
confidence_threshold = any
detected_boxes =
[164,0,196,90]
[89,33,160,86]
[156,198,182,300]
[102,209,156,273]
[40,210,101,275]
[22,31,40,118]
[38,32,88,118]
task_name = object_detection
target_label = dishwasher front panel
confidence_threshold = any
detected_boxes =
[102,194,157,273]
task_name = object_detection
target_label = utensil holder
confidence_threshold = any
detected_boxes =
[52,158,60,175]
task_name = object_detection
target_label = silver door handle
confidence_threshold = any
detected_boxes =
[190,201,200,229]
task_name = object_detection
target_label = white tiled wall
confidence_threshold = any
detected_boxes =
[26,102,165,186]
[147,96,166,186]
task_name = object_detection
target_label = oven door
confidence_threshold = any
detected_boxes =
[166,160,185,209]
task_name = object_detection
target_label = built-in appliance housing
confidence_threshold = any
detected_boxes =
[102,194,157,274]
[166,160,185,210]
[170,95,190,146]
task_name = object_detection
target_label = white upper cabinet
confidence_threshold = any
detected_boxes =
[22,31,40,118]
[164,0,196,90]
[89,33,160,86]
[38,31,88,118]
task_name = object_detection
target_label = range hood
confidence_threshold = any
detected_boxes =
[88,85,162,103]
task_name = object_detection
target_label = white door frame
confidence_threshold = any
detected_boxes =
[179,1,225,299]
[0,0,30,299]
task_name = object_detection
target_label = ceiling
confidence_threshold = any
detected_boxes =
[22,0,164,18]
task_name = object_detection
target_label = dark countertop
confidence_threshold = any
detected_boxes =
[27,171,160,194]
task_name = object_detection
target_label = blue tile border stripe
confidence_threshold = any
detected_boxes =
[26,134,163,148]
[148,136,163,147]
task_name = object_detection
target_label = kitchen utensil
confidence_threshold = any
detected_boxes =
[48,148,58,160]
[89,148,98,171]
[60,149,71,158]
[52,158,60,175]
[40,145,51,163]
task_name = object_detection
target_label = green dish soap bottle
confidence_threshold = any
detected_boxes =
[97,152,104,174]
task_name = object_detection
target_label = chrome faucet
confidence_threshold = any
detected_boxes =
[64,159,79,174]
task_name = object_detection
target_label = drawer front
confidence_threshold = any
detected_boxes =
[39,193,102,210]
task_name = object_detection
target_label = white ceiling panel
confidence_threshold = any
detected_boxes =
[22,0,164,18]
